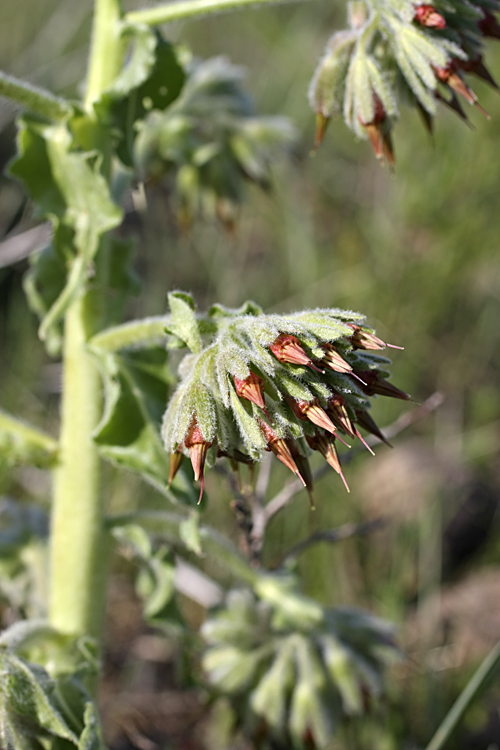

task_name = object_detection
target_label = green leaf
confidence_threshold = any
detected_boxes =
[86,236,141,331]
[9,117,122,342]
[165,291,202,353]
[23,244,66,356]
[0,410,58,469]
[96,29,186,166]
[10,116,122,338]
[94,349,197,506]
[112,523,180,624]
[1,652,79,745]
[78,703,105,750]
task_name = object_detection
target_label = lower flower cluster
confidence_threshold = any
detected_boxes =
[161,301,409,503]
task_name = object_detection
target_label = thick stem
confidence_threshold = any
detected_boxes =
[48,0,126,647]
[125,0,311,26]
[85,0,124,109]
[49,296,108,641]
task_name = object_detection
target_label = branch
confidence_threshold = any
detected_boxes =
[0,71,71,121]
[125,0,314,26]
[379,391,445,441]
[274,518,386,568]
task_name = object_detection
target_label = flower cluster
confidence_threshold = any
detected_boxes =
[309,0,500,165]
[162,294,408,503]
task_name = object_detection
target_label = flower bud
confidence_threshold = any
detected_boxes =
[287,398,337,434]
[184,417,212,503]
[258,419,306,485]
[306,432,350,492]
[478,10,500,39]
[270,334,322,372]
[414,5,446,29]
[234,372,269,417]
[353,370,411,401]
[354,408,393,447]
[434,63,490,118]
[308,31,357,149]
[358,96,395,169]
[327,394,355,438]
[167,449,184,488]
[321,343,353,373]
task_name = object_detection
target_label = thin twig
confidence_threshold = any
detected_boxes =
[274,517,386,568]
[378,391,444,441]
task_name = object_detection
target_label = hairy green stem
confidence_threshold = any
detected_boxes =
[125,0,311,26]
[49,297,108,641]
[425,638,500,750]
[89,313,218,353]
[0,71,70,120]
[85,0,125,109]
[49,0,126,663]
[89,315,172,352]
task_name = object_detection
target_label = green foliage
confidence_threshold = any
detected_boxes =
[0,621,104,750]
[94,27,186,165]
[202,587,397,748]
[9,117,122,345]
[93,347,197,505]
[0,412,58,470]
[112,524,183,626]
[134,56,296,227]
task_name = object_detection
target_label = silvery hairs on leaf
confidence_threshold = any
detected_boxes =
[161,293,409,504]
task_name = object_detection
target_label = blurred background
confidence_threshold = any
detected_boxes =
[1,0,500,748]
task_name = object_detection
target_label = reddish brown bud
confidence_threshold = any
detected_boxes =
[287,440,315,507]
[313,112,330,153]
[352,370,411,401]
[414,4,446,28]
[326,394,356,438]
[434,63,490,118]
[234,372,269,417]
[287,397,337,434]
[354,409,393,448]
[358,97,395,168]
[168,449,184,488]
[258,419,306,485]
[184,418,212,504]
[269,334,323,372]
[348,324,403,351]
[306,433,350,492]
[456,55,499,90]
[321,343,353,373]
[478,10,500,39]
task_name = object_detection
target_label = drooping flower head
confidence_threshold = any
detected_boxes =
[308,0,500,164]
[162,293,409,503]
